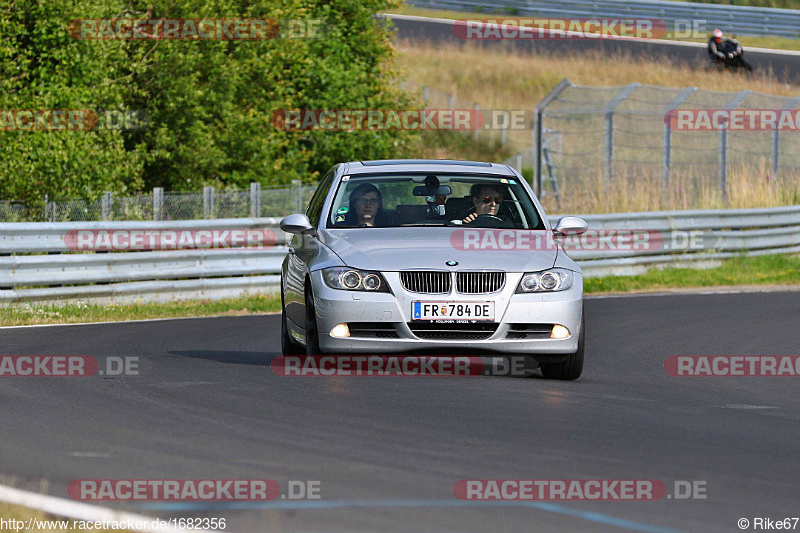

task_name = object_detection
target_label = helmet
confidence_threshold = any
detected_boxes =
[713,29,723,39]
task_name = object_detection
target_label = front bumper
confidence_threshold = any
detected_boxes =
[299,270,583,355]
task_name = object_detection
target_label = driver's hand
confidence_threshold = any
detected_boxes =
[462,213,478,224]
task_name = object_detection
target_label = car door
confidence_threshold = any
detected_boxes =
[284,169,335,326]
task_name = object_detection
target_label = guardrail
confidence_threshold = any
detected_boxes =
[1,207,798,304]
[0,218,288,304]
[406,0,800,39]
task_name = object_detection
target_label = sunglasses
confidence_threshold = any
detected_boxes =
[356,197,379,206]
[480,196,503,205]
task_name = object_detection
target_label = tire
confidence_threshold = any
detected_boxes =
[280,281,304,356]
[540,313,584,381]
[281,307,304,356]
[305,286,323,355]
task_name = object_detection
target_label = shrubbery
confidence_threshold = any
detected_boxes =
[1,0,415,204]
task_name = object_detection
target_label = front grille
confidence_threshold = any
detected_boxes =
[400,270,451,294]
[505,324,554,340]
[456,271,505,294]
[408,322,498,340]
[348,322,400,338]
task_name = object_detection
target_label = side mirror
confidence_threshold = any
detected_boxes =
[280,213,315,235]
[553,216,588,236]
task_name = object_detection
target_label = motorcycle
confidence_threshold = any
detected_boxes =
[709,37,752,72]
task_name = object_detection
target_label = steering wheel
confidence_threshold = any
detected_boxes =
[472,214,504,228]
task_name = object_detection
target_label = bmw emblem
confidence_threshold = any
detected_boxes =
[445,260,458,266]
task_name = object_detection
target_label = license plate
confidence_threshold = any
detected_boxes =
[412,301,495,321]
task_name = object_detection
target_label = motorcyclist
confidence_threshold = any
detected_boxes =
[707,29,751,71]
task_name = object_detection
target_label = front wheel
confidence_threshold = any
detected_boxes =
[281,307,304,356]
[305,287,323,355]
[280,279,304,356]
[540,316,584,380]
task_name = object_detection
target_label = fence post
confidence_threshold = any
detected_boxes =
[250,182,261,218]
[604,83,640,188]
[771,97,800,182]
[533,78,574,198]
[448,94,454,111]
[662,87,698,205]
[501,112,508,146]
[423,86,429,112]
[515,153,522,172]
[153,187,163,221]
[473,103,480,141]
[101,192,113,221]
[292,180,303,214]
[719,90,751,205]
[203,186,214,219]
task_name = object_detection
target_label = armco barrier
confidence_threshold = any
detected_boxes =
[405,0,800,39]
[1,207,799,303]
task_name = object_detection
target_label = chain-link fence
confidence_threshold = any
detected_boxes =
[0,182,318,222]
[526,79,800,213]
[402,80,534,154]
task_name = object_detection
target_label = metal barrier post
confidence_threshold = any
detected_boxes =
[533,78,574,198]
[719,90,751,205]
[473,103,480,141]
[203,186,214,219]
[662,87,698,204]
[101,192,113,221]
[771,97,800,182]
[250,182,261,218]
[153,187,163,221]
[604,83,640,187]
[292,179,303,214]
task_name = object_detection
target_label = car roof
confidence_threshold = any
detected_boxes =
[344,159,516,176]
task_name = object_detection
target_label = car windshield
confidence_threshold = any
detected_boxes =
[326,173,544,230]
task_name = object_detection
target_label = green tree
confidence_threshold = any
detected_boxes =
[1,0,414,203]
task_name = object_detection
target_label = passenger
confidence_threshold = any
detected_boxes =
[342,183,386,227]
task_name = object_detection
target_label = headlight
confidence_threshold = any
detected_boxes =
[516,268,574,293]
[322,267,390,293]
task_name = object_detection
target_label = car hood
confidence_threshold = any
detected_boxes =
[321,228,557,272]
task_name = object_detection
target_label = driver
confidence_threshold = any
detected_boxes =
[462,183,504,224]
[708,29,742,64]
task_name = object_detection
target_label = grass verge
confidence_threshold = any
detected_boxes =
[1,256,799,326]
[0,294,282,327]
[584,254,800,293]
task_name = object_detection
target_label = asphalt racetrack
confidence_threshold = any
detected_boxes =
[389,15,800,84]
[1,291,798,532]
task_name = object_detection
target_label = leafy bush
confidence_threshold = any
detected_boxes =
[1,0,415,203]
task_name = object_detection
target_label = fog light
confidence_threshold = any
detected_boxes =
[550,325,570,339]
[330,323,350,338]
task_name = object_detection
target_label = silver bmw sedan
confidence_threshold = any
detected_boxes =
[280,159,588,379]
